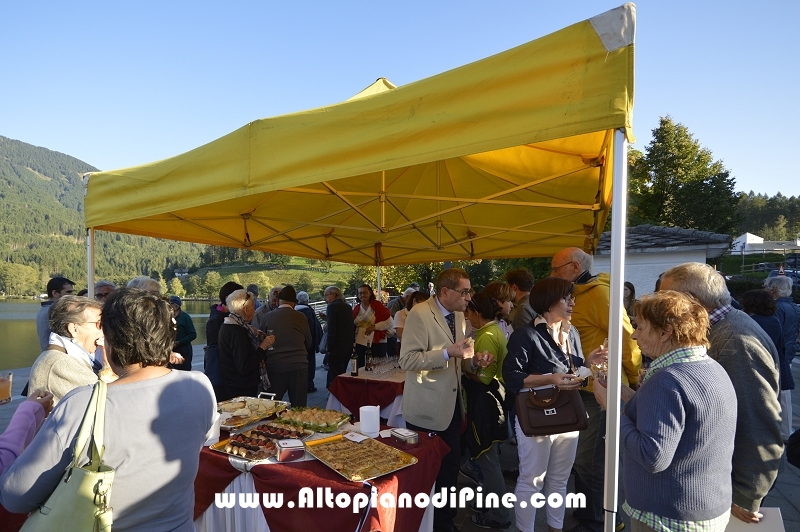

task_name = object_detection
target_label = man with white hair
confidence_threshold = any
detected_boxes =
[764,275,797,440]
[661,262,783,524]
[254,286,283,329]
[551,247,640,532]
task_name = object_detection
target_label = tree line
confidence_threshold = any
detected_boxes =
[627,116,796,241]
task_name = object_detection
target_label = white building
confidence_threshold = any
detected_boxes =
[731,232,800,256]
[593,225,731,297]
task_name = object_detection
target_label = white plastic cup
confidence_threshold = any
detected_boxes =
[359,405,380,438]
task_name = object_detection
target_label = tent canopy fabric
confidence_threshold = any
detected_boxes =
[84,3,635,266]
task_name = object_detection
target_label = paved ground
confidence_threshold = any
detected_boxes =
[2,348,799,531]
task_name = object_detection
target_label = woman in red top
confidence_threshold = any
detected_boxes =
[353,284,392,368]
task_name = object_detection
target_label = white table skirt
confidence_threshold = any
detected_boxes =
[194,474,434,532]
[325,392,406,428]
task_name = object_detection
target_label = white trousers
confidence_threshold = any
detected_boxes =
[513,419,579,532]
[780,389,793,441]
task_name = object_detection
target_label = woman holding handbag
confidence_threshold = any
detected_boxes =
[502,277,606,532]
[0,288,219,531]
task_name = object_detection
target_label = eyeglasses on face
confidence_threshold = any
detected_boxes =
[76,319,102,329]
[95,292,114,300]
[551,261,575,273]
[448,287,474,298]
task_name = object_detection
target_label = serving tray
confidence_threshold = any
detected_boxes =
[305,436,417,482]
[277,407,350,433]
[217,394,289,431]
[210,435,277,462]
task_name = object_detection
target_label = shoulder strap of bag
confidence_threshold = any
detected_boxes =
[70,380,107,469]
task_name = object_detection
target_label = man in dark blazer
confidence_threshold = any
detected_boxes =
[400,268,490,532]
[323,286,355,387]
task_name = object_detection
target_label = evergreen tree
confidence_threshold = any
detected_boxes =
[628,117,740,235]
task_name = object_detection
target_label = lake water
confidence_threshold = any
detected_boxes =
[0,299,213,371]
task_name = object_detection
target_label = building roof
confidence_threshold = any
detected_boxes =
[595,225,732,258]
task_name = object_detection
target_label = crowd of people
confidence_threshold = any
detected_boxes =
[0,251,798,531]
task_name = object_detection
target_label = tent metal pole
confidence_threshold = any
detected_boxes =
[604,128,628,532]
[87,227,95,298]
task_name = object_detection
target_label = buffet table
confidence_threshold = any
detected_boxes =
[193,427,448,532]
[326,371,406,427]
[1,428,447,532]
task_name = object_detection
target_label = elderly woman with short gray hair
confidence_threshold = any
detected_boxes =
[594,291,738,532]
[29,295,103,404]
[127,275,161,295]
[217,289,275,401]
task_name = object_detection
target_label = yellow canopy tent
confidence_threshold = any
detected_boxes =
[84,6,635,530]
[84,4,634,267]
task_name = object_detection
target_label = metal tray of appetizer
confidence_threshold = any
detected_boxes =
[242,422,315,441]
[277,407,350,433]
[217,393,289,430]
[210,434,278,462]
[305,435,417,482]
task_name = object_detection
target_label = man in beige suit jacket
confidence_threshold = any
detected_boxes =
[400,268,491,532]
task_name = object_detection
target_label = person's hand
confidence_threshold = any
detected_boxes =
[593,379,608,409]
[731,504,762,524]
[447,338,475,359]
[260,335,275,351]
[169,352,184,365]
[365,325,376,334]
[551,373,581,390]
[26,388,54,416]
[586,345,608,365]
[474,351,494,368]
[319,311,326,320]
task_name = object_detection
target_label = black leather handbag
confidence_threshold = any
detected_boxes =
[514,334,588,437]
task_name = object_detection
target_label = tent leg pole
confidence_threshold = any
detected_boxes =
[604,128,628,532]
[87,228,95,298]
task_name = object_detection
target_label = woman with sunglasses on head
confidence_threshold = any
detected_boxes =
[1,287,218,531]
[502,277,607,532]
[28,295,103,404]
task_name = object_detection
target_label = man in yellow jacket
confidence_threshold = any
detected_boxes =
[551,247,641,532]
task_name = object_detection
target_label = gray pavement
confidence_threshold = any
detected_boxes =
[2,348,799,531]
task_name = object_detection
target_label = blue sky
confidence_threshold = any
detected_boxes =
[2,1,797,196]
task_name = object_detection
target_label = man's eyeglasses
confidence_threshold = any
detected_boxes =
[449,288,474,298]
[95,292,113,300]
[77,320,102,329]
[551,261,575,273]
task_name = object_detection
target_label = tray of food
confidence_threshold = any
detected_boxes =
[277,407,350,433]
[244,422,315,441]
[305,435,417,481]
[217,395,289,430]
[210,433,278,461]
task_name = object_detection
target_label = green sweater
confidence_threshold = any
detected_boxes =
[474,321,507,385]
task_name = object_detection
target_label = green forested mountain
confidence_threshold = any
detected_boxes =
[0,135,207,294]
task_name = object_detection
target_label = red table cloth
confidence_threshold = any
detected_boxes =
[194,429,448,532]
[327,375,404,420]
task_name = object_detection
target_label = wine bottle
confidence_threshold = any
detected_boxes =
[350,344,359,377]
